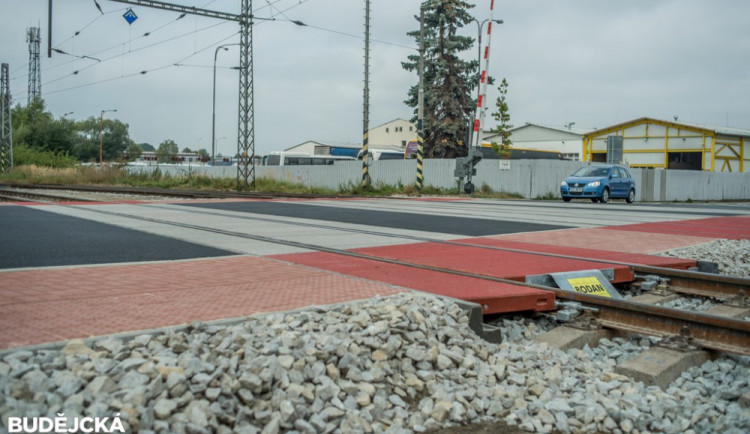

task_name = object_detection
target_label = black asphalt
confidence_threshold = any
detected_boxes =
[179,201,571,236]
[0,206,234,269]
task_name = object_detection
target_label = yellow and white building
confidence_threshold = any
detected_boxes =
[582,117,749,172]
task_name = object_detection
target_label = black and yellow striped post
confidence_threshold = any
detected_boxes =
[416,120,424,190]
[415,5,425,191]
[361,131,370,189]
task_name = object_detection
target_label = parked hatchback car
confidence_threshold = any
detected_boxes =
[560,165,635,203]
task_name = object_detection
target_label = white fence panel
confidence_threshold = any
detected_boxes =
[125,161,750,201]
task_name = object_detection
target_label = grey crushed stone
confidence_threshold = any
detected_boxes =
[1,292,748,433]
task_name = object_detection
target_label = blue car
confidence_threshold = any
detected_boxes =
[560,165,635,203]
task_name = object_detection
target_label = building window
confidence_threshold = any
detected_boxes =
[386,128,389,133]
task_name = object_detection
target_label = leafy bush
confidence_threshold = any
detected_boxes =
[12,144,77,168]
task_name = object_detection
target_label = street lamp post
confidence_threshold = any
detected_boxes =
[99,109,117,168]
[212,44,240,165]
[211,21,306,167]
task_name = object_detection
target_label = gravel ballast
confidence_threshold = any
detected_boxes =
[656,238,750,278]
[1,292,748,433]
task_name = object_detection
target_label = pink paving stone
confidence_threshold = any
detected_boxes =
[490,227,719,254]
[0,256,404,349]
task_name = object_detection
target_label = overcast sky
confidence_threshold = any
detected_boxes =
[2,0,748,156]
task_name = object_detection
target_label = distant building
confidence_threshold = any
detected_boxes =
[134,151,204,165]
[583,117,750,172]
[368,119,417,148]
[284,141,361,158]
[280,119,417,157]
[483,123,590,161]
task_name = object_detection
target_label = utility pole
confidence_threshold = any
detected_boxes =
[415,5,425,191]
[103,0,256,189]
[1,63,13,173]
[361,0,371,189]
[27,27,42,103]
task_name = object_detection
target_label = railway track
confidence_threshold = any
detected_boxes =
[2,185,749,357]
[0,182,354,201]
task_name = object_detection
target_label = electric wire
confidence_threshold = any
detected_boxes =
[41,30,240,96]
[11,0,413,99]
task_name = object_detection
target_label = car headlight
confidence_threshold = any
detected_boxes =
[560,181,568,187]
[587,181,600,187]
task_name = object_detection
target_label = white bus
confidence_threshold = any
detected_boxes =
[262,152,355,166]
[356,149,406,161]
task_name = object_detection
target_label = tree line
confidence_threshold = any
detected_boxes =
[10,0,510,167]
[10,98,206,167]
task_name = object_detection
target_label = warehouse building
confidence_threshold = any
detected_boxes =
[484,123,590,161]
[582,117,749,172]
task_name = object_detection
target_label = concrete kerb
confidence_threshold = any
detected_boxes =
[0,292,498,358]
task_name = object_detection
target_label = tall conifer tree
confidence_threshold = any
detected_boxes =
[402,0,477,158]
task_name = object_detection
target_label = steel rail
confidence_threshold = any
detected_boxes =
[4,184,750,303]
[8,193,747,356]
[0,183,354,200]
[548,289,750,355]
[630,264,750,299]
[4,184,749,301]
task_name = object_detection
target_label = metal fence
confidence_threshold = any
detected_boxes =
[125,159,750,201]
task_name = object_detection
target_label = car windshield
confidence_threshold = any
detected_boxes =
[571,166,610,177]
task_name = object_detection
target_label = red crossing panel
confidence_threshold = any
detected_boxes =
[603,216,750,240]
[456,239,696,270]
[272,251,555,314]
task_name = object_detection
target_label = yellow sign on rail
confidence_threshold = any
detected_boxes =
[566,276,612,298]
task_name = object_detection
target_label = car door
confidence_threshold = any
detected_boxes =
[608,167,623,196]
[619,167,634,194]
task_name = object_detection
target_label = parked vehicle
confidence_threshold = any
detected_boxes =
[262,152,354,166]
[560,165,635,203]
[356,149,405,161]
[479,144,565,160]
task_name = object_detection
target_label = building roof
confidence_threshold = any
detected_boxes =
[483,122,590,141]
[511,123,593,135]
[585,117,750,138]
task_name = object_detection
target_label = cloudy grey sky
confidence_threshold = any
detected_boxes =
[1,0,748,157]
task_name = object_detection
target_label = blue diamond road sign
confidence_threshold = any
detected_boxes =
[123,8,138,25]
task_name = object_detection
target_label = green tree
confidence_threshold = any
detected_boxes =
[139,143,155,152]
[125,142,143,162]
[490,78,512,158]
[402,0,477,158]
[196,148,209,161]
[156,139,179,163]
[73,117,134,163]
[11,97,76,156]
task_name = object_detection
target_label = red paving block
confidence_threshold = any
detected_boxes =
[603,216,750,240]
[349,242,634,284]
[459,239,697,270]
[272,251,555,315]
[0,256,404,349]
[492,227,718,254]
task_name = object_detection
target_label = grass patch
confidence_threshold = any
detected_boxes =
[1,164,525,198]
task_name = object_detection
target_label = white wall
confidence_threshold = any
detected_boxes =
[125,161,750,201]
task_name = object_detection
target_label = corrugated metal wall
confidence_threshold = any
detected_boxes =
[126,160,750,201]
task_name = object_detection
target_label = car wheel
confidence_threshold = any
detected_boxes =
[563,197,571,202]
[600,188,610,203]
[626,188,635,203]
